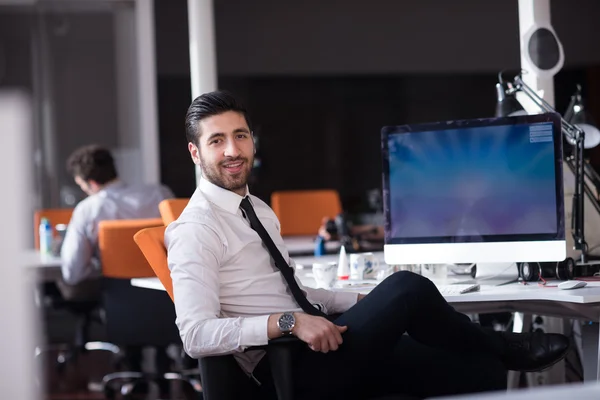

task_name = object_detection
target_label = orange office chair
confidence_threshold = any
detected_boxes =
[271,190,342,236]
[158,198,189,225]
[134,226,300,399]
[133,226,173,300]
[33,208,73,249]
[98,218,200,399]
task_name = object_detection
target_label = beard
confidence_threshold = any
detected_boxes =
[200,155,253,193]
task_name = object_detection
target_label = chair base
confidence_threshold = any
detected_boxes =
[102,370,202,399]
[34,341,120,368]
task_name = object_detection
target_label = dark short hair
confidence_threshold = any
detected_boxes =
[66,145,118,184]
[185,90,252,145]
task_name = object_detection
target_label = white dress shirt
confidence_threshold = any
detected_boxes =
[166,178,358,373]
[61,180,174,284]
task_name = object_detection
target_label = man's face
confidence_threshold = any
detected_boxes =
[188,110,254,196]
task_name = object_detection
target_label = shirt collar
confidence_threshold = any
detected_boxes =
[199,177,250,215]
[99,179,126,194]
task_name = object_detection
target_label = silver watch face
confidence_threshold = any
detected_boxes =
[278,313,295,332]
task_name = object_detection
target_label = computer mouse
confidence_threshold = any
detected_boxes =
[558,280,587,290]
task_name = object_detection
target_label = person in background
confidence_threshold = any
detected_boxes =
[167,91,570,399]
[317,216,384,242]
[56,144,175,394]
[59,144,173,297]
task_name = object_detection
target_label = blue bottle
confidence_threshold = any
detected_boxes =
[314,235,326,256]
[39,217,53,255]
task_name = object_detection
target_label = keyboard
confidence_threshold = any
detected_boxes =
[436,284,480,296]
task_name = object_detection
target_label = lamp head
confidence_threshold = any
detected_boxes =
[495,82,527,118]
[565,84,600,149]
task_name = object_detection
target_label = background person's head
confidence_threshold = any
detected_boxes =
[67,145,118,195]
[185,90,255,196]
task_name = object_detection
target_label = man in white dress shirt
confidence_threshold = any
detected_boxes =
[59,145,174,298]
[56,145,175,395]
[166,91,570,399]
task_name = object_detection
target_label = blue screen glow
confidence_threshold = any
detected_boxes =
[387,122,557,239]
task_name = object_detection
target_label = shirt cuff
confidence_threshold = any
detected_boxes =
[240,315,270,348]
[329,291,360,314]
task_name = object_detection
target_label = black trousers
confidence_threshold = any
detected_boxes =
[255,271,507,399]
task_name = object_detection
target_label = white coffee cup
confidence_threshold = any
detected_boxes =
[312,262,338,289]
[421,264,449,283]
[349,252,379,280]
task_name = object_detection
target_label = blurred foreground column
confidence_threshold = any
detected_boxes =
[0,92,40,399]
[187,0,218,185]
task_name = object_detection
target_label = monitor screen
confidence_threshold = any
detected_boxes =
[381,113,566,264]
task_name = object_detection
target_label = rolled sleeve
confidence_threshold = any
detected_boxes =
[328,291,360,314]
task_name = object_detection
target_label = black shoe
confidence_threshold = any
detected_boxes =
[501,331,570,372]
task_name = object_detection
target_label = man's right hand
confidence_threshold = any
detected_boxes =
[294,313,347,353]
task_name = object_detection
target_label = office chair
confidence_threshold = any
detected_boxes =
[98,218,201,399]
[33,208,120,379]
[271,190,342,236]
[134,226,300,400]
[158,198,189,225]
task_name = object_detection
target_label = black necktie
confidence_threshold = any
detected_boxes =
[239,196,327,317]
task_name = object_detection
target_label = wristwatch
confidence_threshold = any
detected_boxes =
[277,312,296,335]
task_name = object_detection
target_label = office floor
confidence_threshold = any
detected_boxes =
[41,350,198,400]
[41,351,192,400]
[40,307,199,400]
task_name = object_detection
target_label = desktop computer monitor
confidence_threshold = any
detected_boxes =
[381,113,566,265]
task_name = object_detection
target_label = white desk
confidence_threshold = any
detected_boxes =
[282,236,383,256]
[21,250,62,281]
[131,264,600,381]
[282,235,340,256]
[293,252,386,268]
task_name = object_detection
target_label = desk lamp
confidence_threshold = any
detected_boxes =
[496,72,599,263]
[495,77,527,117]
[564,84,600,149]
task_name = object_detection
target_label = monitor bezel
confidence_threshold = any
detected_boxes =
[381,112,565,246]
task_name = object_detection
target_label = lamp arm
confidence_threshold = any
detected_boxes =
[513,76,584,144]
[510,75,588,262]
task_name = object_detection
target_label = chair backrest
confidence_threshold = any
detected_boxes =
[271,190,342,236]
[133,226,173,301]
[98,218,164,279]
[99,219,179,347]
[33,208,73,249]
[159,198,189,225]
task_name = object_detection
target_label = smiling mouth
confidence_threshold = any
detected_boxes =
[222,160,245,173]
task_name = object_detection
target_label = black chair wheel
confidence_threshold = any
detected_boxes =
[518,262,539,282]
[555,258,575,280]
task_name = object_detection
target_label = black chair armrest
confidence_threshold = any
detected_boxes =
[200,355,253,399]
[248,335,301,350]
[200,337,302,400]
[264,336,302,400]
